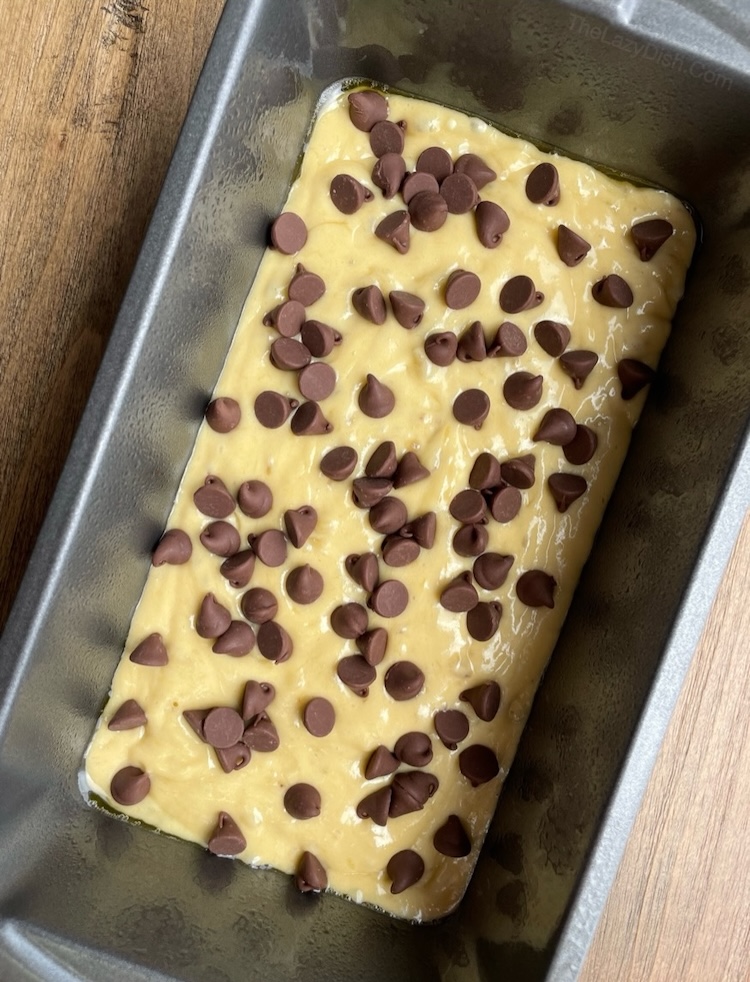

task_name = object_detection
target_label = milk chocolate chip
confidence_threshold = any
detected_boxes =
[242,680,275,719]
[270,337,311,371]
[212,621,256,656]
[384,660,425,700]
[457,321,487,362]
[454,153,497,189]
[298,362,336,402]
[445,269,481,309]
[270,212,307,254]
[375,211,411,253]
[295,851,328,893]
[337,655,377,696]
[257,621,293,662]
[200,521,240,557]
[452,524,489,558]
[382,535,420,567]
[516,570,556,608]
[499,275,544,313]
[467,601,502,641]
[475,200,510,248]
[372,152,406,198]
[450,489,488,525]
[453,389,491,428]
[394,731,433,767]
[215,744,251,773]
[557,224,591,266]
[197,593,232,638]
[488,486,522,524]
[352,284,387,324]
[416,146,453,182]
[534,320,571,357]
[365,440,397,478]
[254,391,297,428]
[357,786,392,826]
[284,505,317,547]
[369,579,409,617]
[401,171,439,204]
[548,473,587,512]
[290,401,332,435]
[264,299,306,337]
[330,173,372,214]
[434,709,470,750]
[243,712,280,752]
[320,446,358,481]
[132,633,162,667]
[460,681,501,721]
[393,451,429,488]
[220,549,256,588]
[534,408,577,445]
[618,358,656,399]
[459,744,500,786]
[348,90,388,131]
[108,699,147,731]
[331,602,368,639]
[559,349,598,389]
[356,627,388,666]
[408,190,448,232]
[288,264,326,306]
[249,529,287,567]
[284,783,321,820]
[489,321,527,357]
[205,396,241,433]
[194,476,235,518]
[389,771,439,817]
[152,529,192,566]
[203,707,245,749]
[525,162,560,205]
[592,274,633,308]
[303,697,335,737]
[345,552,380,591]
[238,479,273,518]
[400,511,436,548]
[425,331,458,366]
[300,320,341,357]
[440,572,478,612]
[434,815,472,858]
[359,374,395,418]
[387,850,425,893]
[564,424,598,465]
[240,587,278,624]
[469,452,502,490]
[365,745,400,779]
[208,811,246,856]
[440,173,478,214]
[631,218,673,261]
[389,290,425,329]
[369,496,408,534]
[111,766,150,806]
[369,120,405,157]
[501,454,536,489]
[286,564,324,604]
[503,372,543,410]
[473,553,514,590]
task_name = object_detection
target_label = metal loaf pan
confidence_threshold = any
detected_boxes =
[1,0,748,979]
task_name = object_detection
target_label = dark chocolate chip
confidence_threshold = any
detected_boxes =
[457,320,487,362]
[205,397,241,433]
[365,745,399,780]
[454,153,497,190]
[369,496,408,534]
[473,553,514,590]
[243,712,280,751]
[357,786,392,826]
[356,627,388,666]
[375,211,410,253]
[298,362,336,401]
[499,275,544,313]
[196,593,232,638]
[215,743,252,773]
[516,570,556,608]
[295,851,328,893]
[337,654,377,696]
[264,299,307,338]
[389,290,425,329]
[548,473,587,512]
[434,709,470,750]
[369,120,405,157]
[394,732,433,767]
[372,152,406,199]
[212,621,256,656]
[352,284,387,324]
[400,511,436,548]
[183,708,209,741]
[366,441,398,478]
[387,850,425,893]
[488,486,522,523]
[440,173,478,214]
[284,505,317,547]
[534,320,571,357]
[440,572,479,612]
[240,587,278,624]
[331,602,368,639]
[110,766,150,806]
[453,523,489,557]
[200,521,240,558]
[345,551,380,591]
[152,528,192,566]
[592,274,633,308]
[424,331,458,366]
[288,264,325,306]
[459,744,500,786]
[453,388,491,428]
[290,400,332,435]
[320,446,358,481]
[525,162,560,205]
[445,269,481,309]
[237,479,273,518]
[618,358,656,400]
[401,171,439,204]
[254,391,297,428]
[249,529,287,567]
[108,699,147,731]
[503,371,543,410]
[563,424,598,465]
[559,349,598,389]
[434,815,472,858]
[257,621,293,663]
[303,697,335,737]
[330,173,372,214]
[382,535,420,567]
[501,454,536,489]
[475,200,510,248]
[208,811,246,855]
[270,336,312,371]
[533,408,577,445]
[450,489,488,525]
[469,452,502,490]
[384,660,424,700]
[300,320,341,357]
[242,680,276,720]
[270,212,307,254]
[369,579,409,618]
[203,707,245,749]
[557,224,591,266]
[631,218,673,261]
[389,771,439,817]
[284,783,321,820]
[358,373,395,418]
[416,146,453,182]
[460,681,501,721]
[348,90,388,131]
[408,190,448,232]
[194,476,235,518]
[286,564,324,604]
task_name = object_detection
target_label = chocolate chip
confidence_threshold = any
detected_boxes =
[108,699,147,731]
[369,496,408,534]
[257,621,293,662]
[284,505,317,547]
[243,712,280,751]
[215,743,252,773]
[183,708,209,740]
[369,579,409,618]
[196,593,232,638]
[370,120,405,156]
[469,452,502,490]
[249,529,287,567]
[503,371,543,410]
[207,811,246,855]
[453,389,491,428]
[330,173,372,214]
[358,374,395,418]
[152,528,192,566]
[488,486,522,523]
[386,850,425,893]
[459,744,500,786]
[434,815,472,857]
[445,269,481,309]
[284,783,321,820]
[393,451,430,488]
[254,391,297,428]
[389,290,425,329]
[288,264,326,306]
[240,587,278,624]
[300,320,341,357]
[457,320,487,362]
[454,153,497,190]
[548,473,588,512]
[564,424,598,465]
[270,336,312,371]
[345,552,380,591]
[525,162,560,205]
[488,321,527,357]
[286,564,324,604]
[375,211,410,253]
[203,707,245,749]
[557,224,591,266]
[559,349,598,389]
[320,446,358,481]
[264,299,306,337]
[194,476,235,518]
[352,284,386,324]
[631,218,673,261]
[337,654,376,696]
[475,200,510,248]
[453,524,489,557]
[290,401,332,435]
[460,681,501,721]
[212,621,256,656]
[440,173,478,214]
[400,511,436,548]
[592,274,633,308]
[618,358,656,399]
[501,454,536,488]
[533,408,577,445]
[298,362,336,401]
[434,709,470,750]
[440,572,478,612]
[242,680,276,719]
[516,570,556,608]
[205,397,241,433]
[303,697,335,737]
[237,479,273,518]
[331,602,368,639]
[199,521,239,558]
[295,851,328,893]
[356,627,388,665]
[384,660,424,700]
[499,275,544,313]
[357,786,392,826]
[372,152,406,198]
[366,441,398,478]
[382,535,420,567]
[389,771,439,817]
[534,320,571,357]
[466,603,502,648]
[365,745,399,780]
[424,331,458,366]
[110,766,150,806]
[394,732,433,767]
[401,171,439,204]
[408,190,448,232]
[270,212,307,254]
[473,553,514,590]
[450,489,488,525]
[416,146,453,182]
[348,90,388,131]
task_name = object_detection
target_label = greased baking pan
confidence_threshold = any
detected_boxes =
[1,0,748,979]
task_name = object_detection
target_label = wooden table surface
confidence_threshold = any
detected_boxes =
[2,3,748,979]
